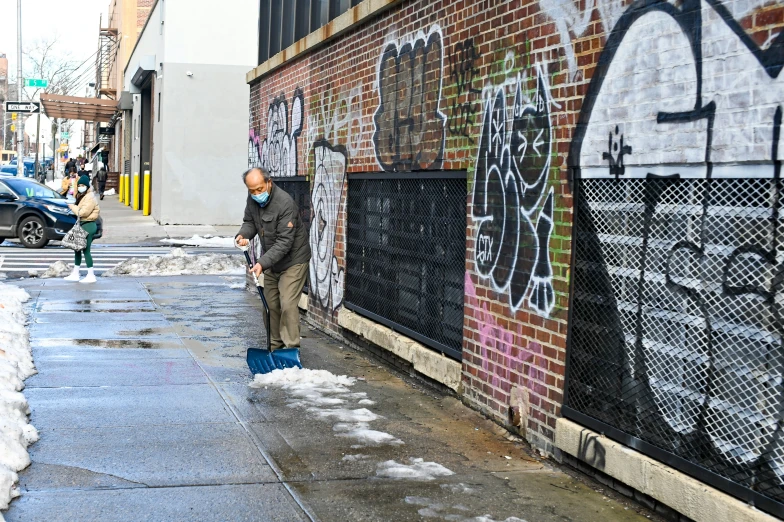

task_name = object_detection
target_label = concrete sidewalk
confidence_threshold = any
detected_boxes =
[6,276,660,521]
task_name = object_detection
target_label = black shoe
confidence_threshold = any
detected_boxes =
[100,195,104,200]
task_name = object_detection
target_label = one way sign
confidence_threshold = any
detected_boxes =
[4,101,40,114]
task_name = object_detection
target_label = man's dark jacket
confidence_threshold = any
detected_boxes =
[237,183,311,273]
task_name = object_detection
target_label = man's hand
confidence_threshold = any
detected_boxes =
[251,263,263,278]
[235,235,250,247]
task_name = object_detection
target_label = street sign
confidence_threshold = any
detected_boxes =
[61,132,69,139]
[4,101,41,114]
[25,79,48,88]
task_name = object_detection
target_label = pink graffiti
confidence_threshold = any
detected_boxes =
[465,272,548,397]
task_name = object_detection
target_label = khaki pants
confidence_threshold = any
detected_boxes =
[263,263,308,350]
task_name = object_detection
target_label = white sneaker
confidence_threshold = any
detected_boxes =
[79,269,97,284]
[63,267,81,281]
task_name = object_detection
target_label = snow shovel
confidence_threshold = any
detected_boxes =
[237,241,303,374]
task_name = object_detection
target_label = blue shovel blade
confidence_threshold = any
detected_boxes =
[247,348,278,375]
[272,348,303,369]
[247,348,303,374]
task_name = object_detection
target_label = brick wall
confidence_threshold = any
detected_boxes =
[248,0,784,454]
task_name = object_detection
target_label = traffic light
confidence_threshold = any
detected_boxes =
[10,124,15,132]
[11,113,17,121]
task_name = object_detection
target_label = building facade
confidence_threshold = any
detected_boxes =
[247,0,784,519]
[121,0,257,225]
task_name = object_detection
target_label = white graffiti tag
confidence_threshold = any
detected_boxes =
[309,141,347,311]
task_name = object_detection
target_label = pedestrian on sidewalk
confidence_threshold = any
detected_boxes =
[63,175,101,284]
[95,162,108,200]
[60,167,77,198]
[235,167,311,351]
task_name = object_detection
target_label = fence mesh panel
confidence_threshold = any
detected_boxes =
[566,176,784,513]
[345,175,466,360]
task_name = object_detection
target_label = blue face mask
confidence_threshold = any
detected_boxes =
[251,191,269,207]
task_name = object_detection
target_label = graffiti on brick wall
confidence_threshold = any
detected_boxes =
[373,25,446,172]
[538,0,626,79]
[249,88,304,177]
[308,83,366,157]
[465,272,549,425]
[471,63,556,316]
[567,0,784,494]
[448,37,482,141]
[309,140,347,312]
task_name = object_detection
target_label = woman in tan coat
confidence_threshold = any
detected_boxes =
[60,167,77,198]
[64,175,101,284]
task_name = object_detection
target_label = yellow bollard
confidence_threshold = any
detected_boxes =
[124,173,131,206]
[132,172,140,210]
[142,171,151,216]
[118,174,124,202]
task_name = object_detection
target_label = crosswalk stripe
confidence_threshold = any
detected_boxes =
[0,245,238,275]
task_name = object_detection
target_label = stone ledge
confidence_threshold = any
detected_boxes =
[555,418,779,522]
[337,308,462,392]
[247,0,403,84]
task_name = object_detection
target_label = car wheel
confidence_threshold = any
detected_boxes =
[18,216,49,249]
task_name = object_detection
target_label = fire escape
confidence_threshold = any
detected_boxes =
[90,26,119,150]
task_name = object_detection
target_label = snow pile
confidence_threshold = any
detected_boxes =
[103,248,245,277]
[103,188,116,196]
[160,235,236,248]
[250,368,402,447]
[40,261,71,279]
[0,282,38,515]
[376,458,454,481]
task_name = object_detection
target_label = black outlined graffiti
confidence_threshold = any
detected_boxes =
[249,88,304,177]
[602,125,632,178]
[448,37,481,141]
[471,64,555,316]
[373,25,446,172]
[309,140,347,312]
[566,0,784,508]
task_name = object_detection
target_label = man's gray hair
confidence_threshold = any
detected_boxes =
[242,167,271,184]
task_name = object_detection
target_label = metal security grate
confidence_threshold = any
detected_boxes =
[273,177,311,233]
[565,176,784,517]
[345,172,467,360]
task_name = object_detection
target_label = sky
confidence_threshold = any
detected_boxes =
[0,0,108,81]
[0,0,108,157]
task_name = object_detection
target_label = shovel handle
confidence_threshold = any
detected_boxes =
[239,241,272,352]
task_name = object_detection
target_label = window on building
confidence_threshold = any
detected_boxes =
[258,0,363,64]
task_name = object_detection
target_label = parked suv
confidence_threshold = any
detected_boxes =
[0,178,103,248]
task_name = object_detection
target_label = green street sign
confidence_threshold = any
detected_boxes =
[25,78,48,88]
[60,132,69,139]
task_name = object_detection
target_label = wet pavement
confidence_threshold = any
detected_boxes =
[5,276,661,522]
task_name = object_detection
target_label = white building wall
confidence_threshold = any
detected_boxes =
[123,0,255,225]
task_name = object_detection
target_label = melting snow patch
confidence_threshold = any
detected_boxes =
[160,235,237,248]
[341,454,369,462]
[103,188,116,196]
[103,248,245,277]
[334,423,403,446]
[405,497,525,522]
[441,483,477,494]
[376,458,454,481]
[0,282,38,514]
[40,261,71,279]
[250,368,402,447]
